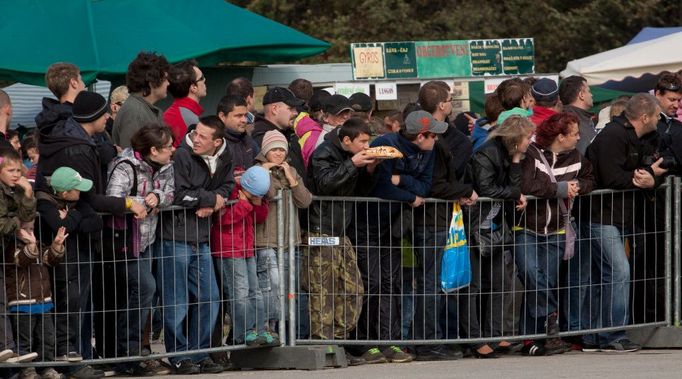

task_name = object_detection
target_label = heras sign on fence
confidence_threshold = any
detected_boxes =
[350,38,534,80]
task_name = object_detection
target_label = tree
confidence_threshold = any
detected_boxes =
[231,0,680,73]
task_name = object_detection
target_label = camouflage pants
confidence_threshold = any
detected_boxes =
[301,233,364,340]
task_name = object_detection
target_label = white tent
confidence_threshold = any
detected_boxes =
[560,31,682,86]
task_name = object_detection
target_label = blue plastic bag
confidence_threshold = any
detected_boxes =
[441,202,471,292]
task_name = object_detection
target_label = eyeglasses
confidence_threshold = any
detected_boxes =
[193,75,205,85]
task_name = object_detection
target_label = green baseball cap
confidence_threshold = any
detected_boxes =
[50,167,93,193]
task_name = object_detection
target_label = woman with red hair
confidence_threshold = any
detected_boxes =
[515,113,596,356]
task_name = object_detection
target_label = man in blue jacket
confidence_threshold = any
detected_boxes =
[350,110,446,363]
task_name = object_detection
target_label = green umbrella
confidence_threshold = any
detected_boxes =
[0,0,330,85]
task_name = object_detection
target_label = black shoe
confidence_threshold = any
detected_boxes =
[601,339,640,353]
[199,358,224,374]
[68,365,104,379]
[545,312,559,336]
[117,363,156,377]
[174,359,200,375]
[445,345,464,359]
[416,345,460,361]
[521,342,546,356]
[345,352,366,366]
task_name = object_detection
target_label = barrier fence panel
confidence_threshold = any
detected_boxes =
[675,176,681,326]
[293,181,673,349]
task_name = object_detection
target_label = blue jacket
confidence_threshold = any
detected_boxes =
[369,132,434,203]
[471,117,492,153]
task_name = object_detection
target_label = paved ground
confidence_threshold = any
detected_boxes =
[164,349,681,379]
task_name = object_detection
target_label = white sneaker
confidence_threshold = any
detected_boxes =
[6,351,38,363]
[0,349,13,362]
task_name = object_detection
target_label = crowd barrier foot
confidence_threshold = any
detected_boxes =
[628,326,682,348]
[231,345,348,370]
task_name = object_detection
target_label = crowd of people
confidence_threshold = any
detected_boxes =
[0,51,679,378]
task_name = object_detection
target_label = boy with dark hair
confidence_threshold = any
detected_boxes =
[303,118,377,362]
[113,51,170,148]
[164,59,207,147]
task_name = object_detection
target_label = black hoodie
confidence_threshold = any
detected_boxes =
[224,128,258,172]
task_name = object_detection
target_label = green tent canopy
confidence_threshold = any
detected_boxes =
[0,0,330,85]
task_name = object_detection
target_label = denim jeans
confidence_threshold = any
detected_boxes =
[411,225,447,348]
[582,224,630,346]
[401,267,415,339]
[514,231,563,335]
[117,246,156,356]
[158,241,220,365]
[256,248,280,323]
[216,256,265,343]
[564,223,595,332]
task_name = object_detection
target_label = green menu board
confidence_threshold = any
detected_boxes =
[470,40,503,76]
[501,38,535,74]
[384,42,417,79]
[415,40,471,78]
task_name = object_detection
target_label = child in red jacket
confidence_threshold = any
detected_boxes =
[210,166,275,346]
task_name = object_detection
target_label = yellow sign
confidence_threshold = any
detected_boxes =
[352,44,385,79]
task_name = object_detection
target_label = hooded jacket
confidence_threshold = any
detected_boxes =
[4,236,64,307]
[161,134,234,244]
[294,112,324,169]
[106,148,175,253]
[210,182,269,259]
[112,94,164,148]
[254,152,312,248]
[224,128,258,172]
[35,117,126,216]
[529,106,558,127]
[307,129,378,236]
[0,182,36,235]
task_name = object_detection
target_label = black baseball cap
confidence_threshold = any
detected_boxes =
[349,92,372,112]
[263,87,304,107]
[323,94,353,115]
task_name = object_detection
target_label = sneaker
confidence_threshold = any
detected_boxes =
[55,352,83,362]
[117,362,155,377]
[381,346,413,363]
[7,352,39,363]
[244,330,264,346]
[142,360,171,375]
[198,358,223,374]
[68,365,104,379]
[0,349,13,362]
[521,342,547,356]
[258,331,279,347]
[174,359,200,375]
[19,367,41,379]
[360,348,387,364]
[415,345,460,361]
[211,352,236,371]
[345,352,366,366]
[40,368,65,379]
[140,346,152,357]
[601,339,641,353]
[581,343,601,352]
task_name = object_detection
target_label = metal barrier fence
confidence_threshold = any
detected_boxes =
[294,179,673,350]
[0,179,680,372]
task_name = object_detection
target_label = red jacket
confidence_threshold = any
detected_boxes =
[163,97,203,147]
[210,184,269,259]
[529,106,558,127]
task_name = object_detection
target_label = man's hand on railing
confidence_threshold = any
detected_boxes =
[130,201,147,219]
[214,194,226,211]
[633,169,655,189]
[410,196,425,208]
[196,207,214,218]
[460,190,479,206]
[650,157,669,177]
[516,194,528,210]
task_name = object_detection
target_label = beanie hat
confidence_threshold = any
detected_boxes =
[240,166,270,197]
[73,91,108,123]
[50,166,93,193]
[261,130,288,155]
[531,78,559,103]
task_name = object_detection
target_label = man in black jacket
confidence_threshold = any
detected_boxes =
[158,115,231,375]
[582,93,666,353]
[252,87,305,179]
[303,119,377,350]
[217,95,258,172]
[36,91,146,379]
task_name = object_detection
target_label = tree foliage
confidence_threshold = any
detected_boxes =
[230,0,680,72]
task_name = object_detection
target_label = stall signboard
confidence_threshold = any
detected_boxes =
[350,38,534,80]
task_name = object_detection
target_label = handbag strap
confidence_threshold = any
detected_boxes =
[108,159,138,197]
